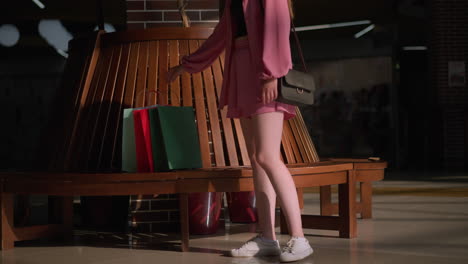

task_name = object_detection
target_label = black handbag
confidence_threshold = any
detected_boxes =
[258,0,316,106]
[275,13,316,106]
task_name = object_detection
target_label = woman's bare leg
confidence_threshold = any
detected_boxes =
[240,117,278,240]
[251,111,304,238]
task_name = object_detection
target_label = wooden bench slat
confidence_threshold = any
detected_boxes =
[0,162,352,182]
[180,40,192,108]
[67,46,113,171]
[122,43,140,108]
[169,40,181,106]
[290,116,309,162]
[0,171,178,181]
[82,46,117,171]
[189,40,211,167]
[213,54,239,166]
[79,46,119,171]
[147,41,159,105]
[101,27,215,45]
[326,158,388,168]
[296,108,320,162]
[3,170,349,195]
[281,122,295,163]
[86,45,123,171]
[296,110,318,162]
[105,42,141,171]
[215,47,247,166]
[4,182,178,196]
[201,51,225,167]
[232,119,249,165]
[157,40,169,105]
[355,170,385,181]
[285,119,301,163]
[100,43,132,170]
[168,162,354,178]
[292,171,347,187]
[289,117,308,163]
[136,41,150,108]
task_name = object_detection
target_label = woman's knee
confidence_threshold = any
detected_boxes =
[249,152,262,168]
[255,152,282,169]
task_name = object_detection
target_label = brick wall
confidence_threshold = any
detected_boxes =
[430,0,468,169]
[126,0,221,29]
[125,0,225,233]
[129,194,182,232]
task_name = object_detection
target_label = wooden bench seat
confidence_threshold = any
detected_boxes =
[1,162,357,251]
[0,27,385,251]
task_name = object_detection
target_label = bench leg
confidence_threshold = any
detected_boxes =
[179,193,189,252]
[62,197,74,239]
[321,181,374,219]
[296,188,304,209]
[338,170,357,238]
[49,196,74,240]
[320,186,335,216]
[360,182,373,219]
[1,192,15,250]
[16,195,30,226]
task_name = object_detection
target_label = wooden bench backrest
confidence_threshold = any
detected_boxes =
[40,28,319,173]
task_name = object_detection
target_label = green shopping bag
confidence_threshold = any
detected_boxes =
[122,108,138,173]
[148,106,203,171]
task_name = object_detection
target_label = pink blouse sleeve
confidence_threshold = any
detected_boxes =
[180,11,228,73]
[258,0,293,80]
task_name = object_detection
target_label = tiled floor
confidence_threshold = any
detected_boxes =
[2,175,468,264]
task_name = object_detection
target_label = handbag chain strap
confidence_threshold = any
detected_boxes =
[258,0,308,73]
[290,18,308,73]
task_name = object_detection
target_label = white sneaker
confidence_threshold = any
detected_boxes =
[230,234,281,257]
[279,236,314,262]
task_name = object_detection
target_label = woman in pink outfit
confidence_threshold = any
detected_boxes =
[167,0,313,262]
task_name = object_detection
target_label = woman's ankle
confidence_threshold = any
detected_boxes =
[290,232,305,238]
[260,232,277,241]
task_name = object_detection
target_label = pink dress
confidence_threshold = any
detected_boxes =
[180,0,296,120]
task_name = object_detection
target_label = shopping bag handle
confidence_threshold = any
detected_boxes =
[136,89,179,106]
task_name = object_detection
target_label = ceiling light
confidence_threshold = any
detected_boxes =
[32,0,45,9]
[402,46,427,51]
[56,48,68,58]
[94,23,116,33]
[38,19,73,54]
[354,24,375,38]
[294,20,372,32]
[0,24,20,47]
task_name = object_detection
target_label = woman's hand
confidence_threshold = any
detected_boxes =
[167,65,186,83]
[261,78,278,104]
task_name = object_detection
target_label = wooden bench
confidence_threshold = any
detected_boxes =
[320,158,386,219]
[0,28,385,251]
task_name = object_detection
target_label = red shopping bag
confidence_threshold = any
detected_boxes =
[131,89,168,173]
[226,191,258,223]
[133,106,158,172]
